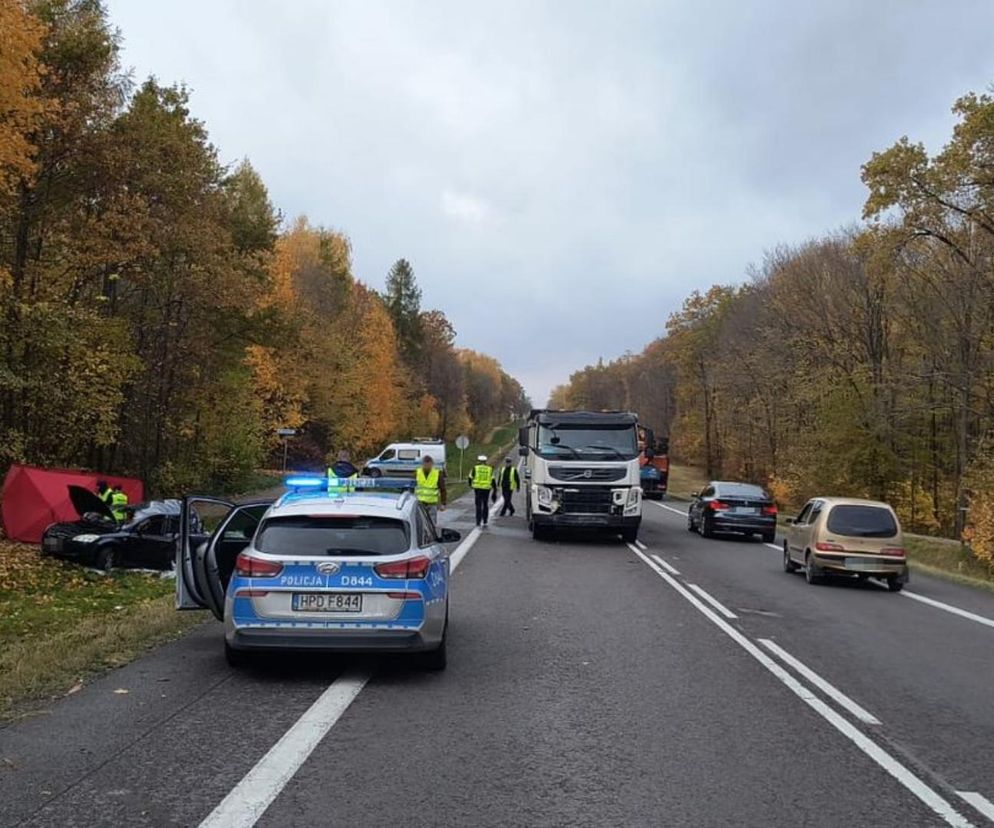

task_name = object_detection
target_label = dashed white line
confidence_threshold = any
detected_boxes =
[902,591,994,631]
[758,638,881,726]
[687,583,738,619]
[650,552,680,575]
[199,495,492,828]
[958,792,994,822]
[629,546,973,828]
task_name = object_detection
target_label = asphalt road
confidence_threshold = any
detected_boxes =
[1,493,993,827]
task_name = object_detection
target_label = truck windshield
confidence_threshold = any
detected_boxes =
[536,425,638,460]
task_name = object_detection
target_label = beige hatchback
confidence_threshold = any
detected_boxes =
[783,497,908,591]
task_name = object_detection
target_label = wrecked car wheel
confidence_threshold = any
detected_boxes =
[95,546,116,573]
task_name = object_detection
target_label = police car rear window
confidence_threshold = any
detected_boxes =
[255,516,410,556]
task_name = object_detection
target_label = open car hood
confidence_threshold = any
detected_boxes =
[68,484,117,522]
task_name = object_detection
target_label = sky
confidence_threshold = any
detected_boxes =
[104,0,994,405]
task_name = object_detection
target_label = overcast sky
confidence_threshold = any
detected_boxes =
[105,0,994,405]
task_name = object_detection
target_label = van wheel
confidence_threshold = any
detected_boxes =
[224,641,250,669]
[783,543,799,573]
[886,576,905,593]
[367,467,382,478]
[805,553,823,585]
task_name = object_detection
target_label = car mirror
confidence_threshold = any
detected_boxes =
[518,445,528,457]
[785,517,795,525]
[438,528,462,544]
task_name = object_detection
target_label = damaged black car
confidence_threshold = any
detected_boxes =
[41,486,206,572]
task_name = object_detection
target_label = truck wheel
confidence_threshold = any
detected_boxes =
[621,527,638,544]
[532,524,547,541]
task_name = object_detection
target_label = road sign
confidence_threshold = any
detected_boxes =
[455,435,469,449]
[277,428,297,437]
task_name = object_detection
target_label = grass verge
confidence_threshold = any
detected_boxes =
[445,423,521,501]
[0,541,206,722]
[666,463,709,501]
[904,534,994,593]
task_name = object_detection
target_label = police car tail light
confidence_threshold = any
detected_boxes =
[374,556,431,579]
[387,591,423,600]
[235,552,284,578]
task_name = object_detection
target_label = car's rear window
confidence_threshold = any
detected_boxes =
[255,516,410,556]
[826,505,897,538]
[716,483,768,499]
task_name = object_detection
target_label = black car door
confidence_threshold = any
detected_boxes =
[128,515,174,569]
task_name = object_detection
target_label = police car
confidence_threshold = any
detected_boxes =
[176,477,461,670]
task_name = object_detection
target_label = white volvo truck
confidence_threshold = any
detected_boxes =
[519,409,642,542]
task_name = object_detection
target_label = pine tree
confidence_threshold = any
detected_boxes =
[384,258,423,366]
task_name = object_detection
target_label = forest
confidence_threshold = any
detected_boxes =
[553,87,994,567]
[0,0,529,494]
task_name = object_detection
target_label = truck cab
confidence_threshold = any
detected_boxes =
[520,409,642,542]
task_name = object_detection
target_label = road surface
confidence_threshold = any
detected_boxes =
[1,494,993,827]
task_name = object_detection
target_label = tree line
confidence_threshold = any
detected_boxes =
[0,0,529,493]
[553,86,994,568]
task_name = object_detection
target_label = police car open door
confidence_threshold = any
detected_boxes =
[177,496,272,621]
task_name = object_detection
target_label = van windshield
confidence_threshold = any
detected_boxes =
[826,505,898,538]
[255,516,410,556]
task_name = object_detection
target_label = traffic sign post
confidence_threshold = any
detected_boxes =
[277,428,297,473]
[455,434,469,480]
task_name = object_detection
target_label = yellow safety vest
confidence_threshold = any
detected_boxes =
[327,468,358,493]
[471,464,493,489]
[415,467,440,504]
[500,466,518,491]
[110,491,129,521]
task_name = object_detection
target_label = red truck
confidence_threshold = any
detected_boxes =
[638,426,669,500]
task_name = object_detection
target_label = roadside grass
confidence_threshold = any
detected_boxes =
[0,541,205,722]
[666,463,709,500]
[446,423,520,501]
[904,534,994,593]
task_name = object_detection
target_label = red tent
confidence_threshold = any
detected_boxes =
[1,464,144,544]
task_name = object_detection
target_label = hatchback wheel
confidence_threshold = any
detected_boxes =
[886,576,905,593]
[805,553,823,585]
[783,543,799,573]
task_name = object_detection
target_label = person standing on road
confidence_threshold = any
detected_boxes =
[328,450,359,492]
[469,455,495,528]
[497,457,519,517]
[415,454,446,527]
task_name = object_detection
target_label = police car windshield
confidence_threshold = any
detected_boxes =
[255,515,410,556]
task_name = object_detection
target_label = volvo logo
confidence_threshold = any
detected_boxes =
[583,469,593,479]
[316,561,341,575]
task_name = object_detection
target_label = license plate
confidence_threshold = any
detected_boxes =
[844,557,879,571]
[734,507,758,515]
[292,593,363,612]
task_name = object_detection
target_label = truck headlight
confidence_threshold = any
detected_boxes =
[627,488,640,506]
[536,485,554,506]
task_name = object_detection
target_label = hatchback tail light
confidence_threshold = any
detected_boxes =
[234,553,284,578]
[708,500,731,512]
[762,504,778,516]
[374,556,431,579]
[880,547,906,557]
[815,541,844,552]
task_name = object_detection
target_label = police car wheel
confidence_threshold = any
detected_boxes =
[224,640,250,669]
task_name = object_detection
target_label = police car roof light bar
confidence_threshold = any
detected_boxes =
[283,475,417,493]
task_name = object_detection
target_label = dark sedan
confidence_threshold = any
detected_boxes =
[687,481,778,543]
[41,485,204,572]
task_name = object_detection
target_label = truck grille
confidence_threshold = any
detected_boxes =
[559,487,615,514]
[548,466,626,483]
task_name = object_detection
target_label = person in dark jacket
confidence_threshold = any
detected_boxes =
[497,458,520,517]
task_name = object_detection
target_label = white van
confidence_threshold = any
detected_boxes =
[363,439,447,477]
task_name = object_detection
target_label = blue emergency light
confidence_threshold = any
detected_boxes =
[283,475,416,492]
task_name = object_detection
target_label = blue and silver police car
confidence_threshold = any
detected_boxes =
[176,477,460,670]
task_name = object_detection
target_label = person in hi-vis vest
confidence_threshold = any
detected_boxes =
[415,454,447,526]
[497,457,520,517]
[328,450,359,492]
[468,455,496,528]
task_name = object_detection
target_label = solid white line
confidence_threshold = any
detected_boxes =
[958,792,994,822]
[765,543,781,551]
[758,639,881,726]
[199,673,369,828]
[687,583,738,619]
[634,539,648,550]
[201,493,491,828]
[652,501,688,517]
[628,546,973,828]
[650,552,680,576]
[902,591,994,631]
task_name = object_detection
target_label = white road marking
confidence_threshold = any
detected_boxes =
[758,639,881,726]
[629,546,973,828]
[199,673,369,828]
[687,583,738,619]
[652,501,688,517]
[958,792,994,822]
[199,494,491,828]
[765,543,781,551]
[902,591,994,631]
[634,539,648,550]
[650,552,680,575]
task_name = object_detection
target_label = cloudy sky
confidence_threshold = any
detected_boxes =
[105,0,994,405]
